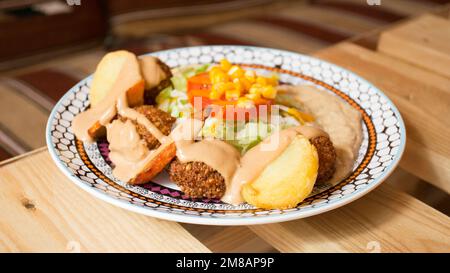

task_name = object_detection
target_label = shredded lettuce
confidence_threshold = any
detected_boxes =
[156,64,211,118]
[155,85,192,118]
[200,116,297,154]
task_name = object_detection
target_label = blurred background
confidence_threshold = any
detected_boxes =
[0,0,449,215]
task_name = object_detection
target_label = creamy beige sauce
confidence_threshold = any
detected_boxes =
[277,85,363,185]
[139,56,169,89]
[107,118,150,182]
[116,94,169,144]
[107,119,148,162]
[105,93,172,182]
[221,126,326,205]
[108,136,174,182]
[171,118,326,205]
[72,55,170,182]
[171,118,241,185]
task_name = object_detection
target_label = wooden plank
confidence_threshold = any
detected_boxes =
[210,21,328,53]
[319,0,437,17]
[0,82,49,151]
[278,5,381,35]
[250,184,450,252]
[182,224,277,253]
[378,14,450,78]
[316,42,450,194]
[0,150,210,253]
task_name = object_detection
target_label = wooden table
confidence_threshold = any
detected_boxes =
[1,13,450,253]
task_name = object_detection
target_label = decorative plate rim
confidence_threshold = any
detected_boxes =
[46,45,406,225]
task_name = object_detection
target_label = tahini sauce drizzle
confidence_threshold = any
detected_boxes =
[105,93,173,182]
[221,125,327,205]
[170,118,241,185]
[72,55,170,182]
[171,118,327,205]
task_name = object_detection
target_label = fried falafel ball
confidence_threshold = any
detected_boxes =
[144,59,173,104]
[310,135,336,183]
[119,105,176,149]
[168,159,226,199]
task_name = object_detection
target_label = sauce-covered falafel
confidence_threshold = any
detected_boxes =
[119,105,176,149]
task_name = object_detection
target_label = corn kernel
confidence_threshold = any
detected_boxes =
[237,97,255,108]
[220,59,232,71]
[232,78,244,92]
[225,89,240,100]
[257,76,270,85]
[207,62,280,103]
[209,90,221,100]
[245,93,261,100]
[261,85,277,99]
[210,70,228,84]
[244,70,256,83]
[239,77,252,90]
[249,83,263,95]
[209,66,222,76]
[267,74,279,86]
[211,82,226,96]
[228,65,244,79]
[224,82,235,91]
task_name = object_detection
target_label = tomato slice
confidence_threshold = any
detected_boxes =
[187,72,211,91]
[187,72,211,110]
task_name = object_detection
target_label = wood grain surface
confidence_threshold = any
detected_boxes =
[250,184,450,252]
[0,150,210,253]
[378,14,450,79]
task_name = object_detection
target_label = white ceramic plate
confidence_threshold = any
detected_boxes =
[46,46,405,225]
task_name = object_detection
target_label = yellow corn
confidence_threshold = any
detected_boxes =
[211,82,227,97]
[267,74,279,86]
[244,70,256,83]
[228,65,244,79]
[245,93,261,100]
[209,66,221,76]
[224,82,235,91]
[249,83,263,95]
[256,76,268,85]
[261,85,277,99]
[232,78,244,92]
[209,90,221,100]
[207,59,280,102]
[225,89,240,100]
[237,97,255,108]
[210,70,228,84]
[239,77,252,90]
[220,59,232,71]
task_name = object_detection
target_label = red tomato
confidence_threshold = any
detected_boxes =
[187,72,211,91]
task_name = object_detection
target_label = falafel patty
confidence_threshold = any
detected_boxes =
[168,134,336,199]
[168,159,226,199]
[119,105,176,149]
[310,135,336,183]
[144,59,173,104]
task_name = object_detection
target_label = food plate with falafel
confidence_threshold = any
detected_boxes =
[46,46,405,225]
